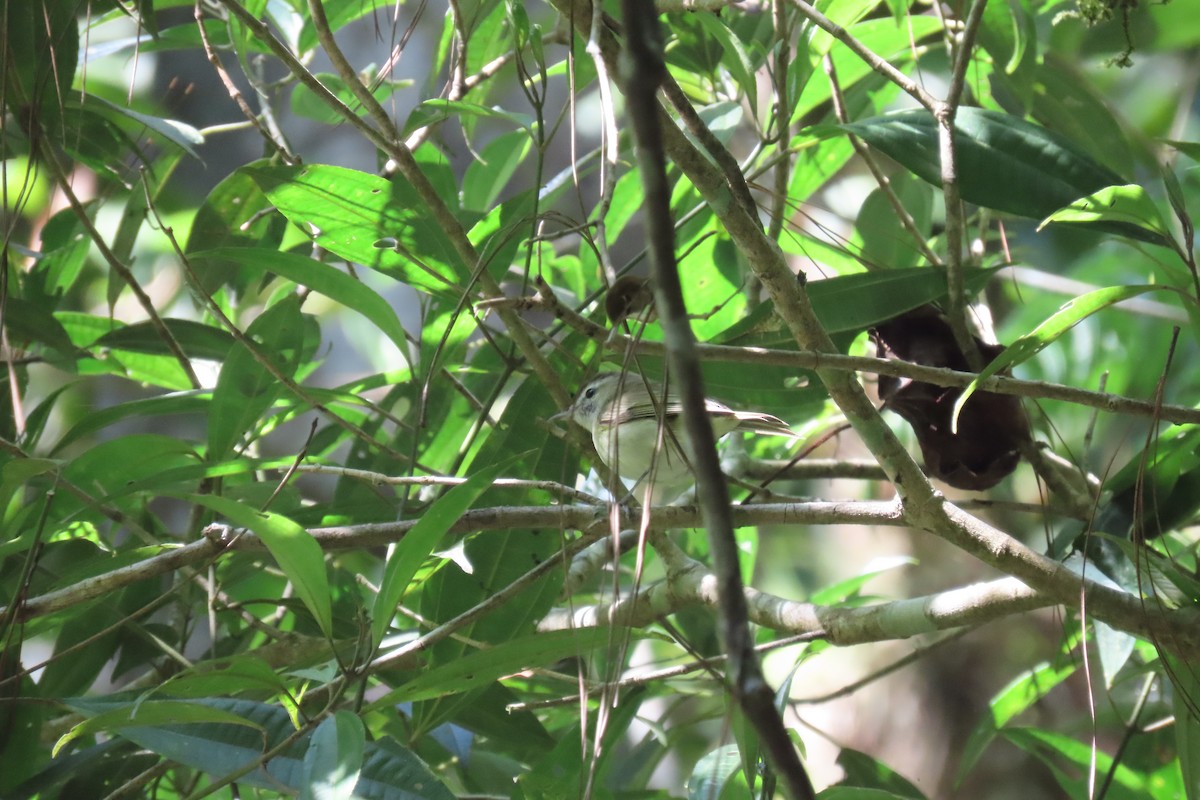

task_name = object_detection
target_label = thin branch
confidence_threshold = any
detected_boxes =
[306,0,402,143]
[621,2,814,793]
[508,633,821,713]
[767,0,792,244]
[6,500,901,622]
[38,149,200,390]
[787,0,938,111]
[935,0,990,369]
[294,463,602,504]
[367,531,598,673]
[194,1,296,162]
[483,290,1200,426]
[540,544,1051,643]
[825,53,942,268]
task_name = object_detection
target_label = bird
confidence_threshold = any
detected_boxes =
[552,372,793,502]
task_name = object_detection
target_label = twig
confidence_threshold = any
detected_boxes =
[481,292,1200,426]
[935,0,990,369]
[787,0,938,111]
[825,53,942,268]
[620,2,816,796]
[293,463,603,504]
[38,148,200,390]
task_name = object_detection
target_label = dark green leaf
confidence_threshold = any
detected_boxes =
[826,107,1171,243]
[65,697,455,799]
[713,266,1001,346]
[371,458,517,647]
[208,296,315,459]
[94,319,235,361]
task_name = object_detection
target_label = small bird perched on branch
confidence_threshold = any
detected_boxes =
[552,372,793,502]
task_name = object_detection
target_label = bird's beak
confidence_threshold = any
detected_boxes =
[548,407,571,423]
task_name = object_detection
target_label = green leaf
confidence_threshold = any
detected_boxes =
[1167,657,1200,800]
[1164,138,1200,162]
[688,744,742,800]
[55,700,260,757]
[367,627,623,710]
[290,72,406,125]
[93,319,235,361]
[462,129,532,214]
[835,748,928,799]
[191,495,333,639]
[371,458,516,647]
[713,267,1000,346]
[825,108,1170,242]
[66,697,455,798]
[1,0,77,132]
[185,161,288,292]
[5,297,78,358]
[52,392,210,454]
[809,556,916,605]
[693,15,758,118]
[853,172,933,269]
[1039,184,1176,245]
[1000,727,1153,798]
[302,712,365,800]
[953,284,1191,430]
[246,164,465,296]
[191,247,410,357]
[85,95,204,157]
[208,296,314,459]
[64,434,200,497]
[958,658,1077,780]
[150,657,289,699]
[401,99,534,139]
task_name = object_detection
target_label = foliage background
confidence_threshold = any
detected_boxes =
[2,0,1199,798]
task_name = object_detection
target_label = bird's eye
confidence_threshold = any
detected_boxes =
[584,386,597,399]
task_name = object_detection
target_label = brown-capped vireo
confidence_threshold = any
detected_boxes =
[551,372,793,501]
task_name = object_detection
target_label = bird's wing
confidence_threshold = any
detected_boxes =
[733,411,794,437]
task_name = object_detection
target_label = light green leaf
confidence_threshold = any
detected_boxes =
[367,627,625,711]
[953,284,1191,430]
[246,164,465,296]
[1039,184,1176,245]
[191,495,333,639]
[191,247,410,357]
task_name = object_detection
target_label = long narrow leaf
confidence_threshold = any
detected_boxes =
[192,495,333,639]
[953,284,1191,429]
[370,458,516,647]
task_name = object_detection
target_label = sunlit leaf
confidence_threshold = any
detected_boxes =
[191,495,333,639]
